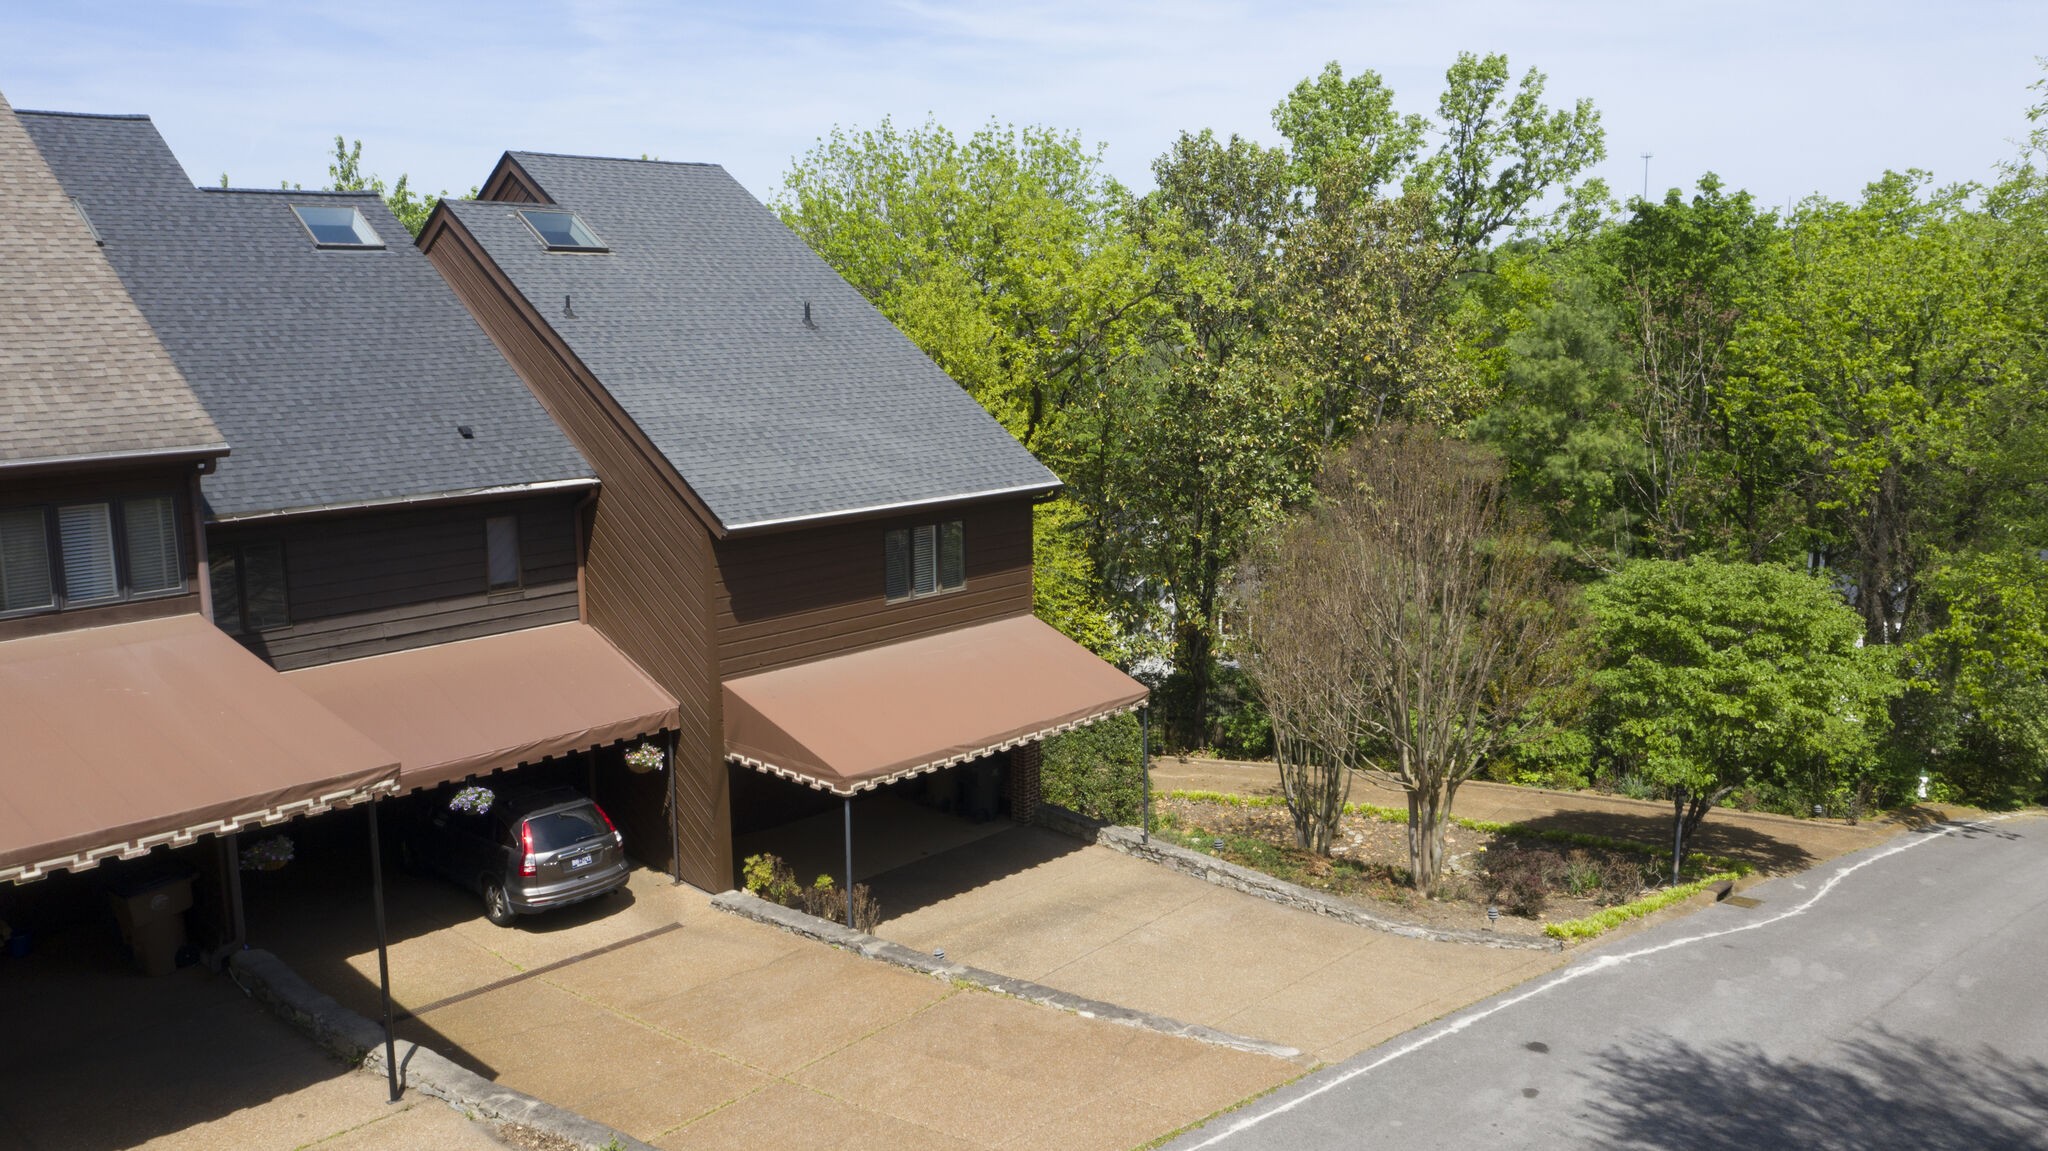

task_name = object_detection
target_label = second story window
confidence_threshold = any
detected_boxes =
[486,514,522,589]
[885,520,965,602]
[0,495,186,619]
[0,508,55,613]
[209,541,288,636]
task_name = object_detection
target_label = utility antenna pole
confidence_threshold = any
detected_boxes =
[1640,153,1653,200]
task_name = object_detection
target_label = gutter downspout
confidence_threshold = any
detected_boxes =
[573,486,598,624]
[190,468,214,624]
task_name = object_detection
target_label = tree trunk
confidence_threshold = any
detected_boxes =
[1407,788,1449,895]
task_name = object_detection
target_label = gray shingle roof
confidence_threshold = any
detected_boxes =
[0,94,223,469]
[443,153,1057,531]
[18,113,591,519]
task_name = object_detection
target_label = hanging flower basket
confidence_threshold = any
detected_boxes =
[449,785,495,815]
[624,742,664,774]
[240,835,295,872]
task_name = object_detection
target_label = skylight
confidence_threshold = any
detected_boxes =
[291,205,383,248]
[518,209,606,252]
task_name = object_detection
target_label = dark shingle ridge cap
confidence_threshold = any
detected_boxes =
[202,186,382,198]
[506,149,722,169]
[15,109,150,121]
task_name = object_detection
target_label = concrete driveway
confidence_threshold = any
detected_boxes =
[0,926,500,1151]
[249,857,1295,1150]
[870,826,1565,1065]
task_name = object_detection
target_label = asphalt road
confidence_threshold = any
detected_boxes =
[1169,812,2048,1151]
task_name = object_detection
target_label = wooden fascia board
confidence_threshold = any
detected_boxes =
[479,153,552,204]
[418,208,728,539]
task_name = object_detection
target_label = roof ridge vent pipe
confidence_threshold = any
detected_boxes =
[564,294,575,318]
[803,300,817,330]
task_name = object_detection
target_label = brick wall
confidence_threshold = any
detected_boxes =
[1007,741,1042,822]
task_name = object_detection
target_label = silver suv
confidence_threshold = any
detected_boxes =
[399,785,629,926]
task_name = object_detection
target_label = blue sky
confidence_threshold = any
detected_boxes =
[4,1,2044,211]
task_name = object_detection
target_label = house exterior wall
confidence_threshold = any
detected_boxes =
[0,462,204,642]
[206,495,580,671]
[712,497,1035,677]
[421,211,724,888]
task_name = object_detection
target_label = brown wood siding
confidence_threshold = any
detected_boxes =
[213,495,580,670]
[713,498,1035,677]
[0,463,203,642]
[479,157,551,205]
[423,211,728,889]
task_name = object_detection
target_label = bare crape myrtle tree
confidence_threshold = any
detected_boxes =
[1236,425,1584,893]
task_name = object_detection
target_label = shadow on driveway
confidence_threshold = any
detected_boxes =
[1580,1027,2048,1150]
[863,823,1089,921]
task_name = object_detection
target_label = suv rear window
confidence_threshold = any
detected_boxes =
[523,805,606,851]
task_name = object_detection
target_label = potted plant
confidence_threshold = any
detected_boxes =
[624,742,664,774]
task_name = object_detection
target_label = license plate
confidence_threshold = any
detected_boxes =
[568,853,592,870]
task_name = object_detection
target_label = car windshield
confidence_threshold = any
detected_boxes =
[524,806,605,852]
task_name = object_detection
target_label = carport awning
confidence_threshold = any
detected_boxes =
[0,614,400,883]
[723,614,1148,795]
[285,622,679,791]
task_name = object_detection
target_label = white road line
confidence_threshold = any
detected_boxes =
[1182,815,2023,1149]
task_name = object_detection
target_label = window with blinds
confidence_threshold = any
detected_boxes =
[884,520,966,603]
[122,495,181,595]
[0,508,54,614]
[486,515,522,589]
[58,503,118,603]
[0,493,185,616]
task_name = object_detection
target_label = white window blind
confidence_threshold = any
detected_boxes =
[123,495,180,594]
[486,515,521,589]
[0,508,53,613]
[58,503,117,603]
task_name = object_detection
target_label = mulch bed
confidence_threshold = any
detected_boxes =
[1156,797,1656,939]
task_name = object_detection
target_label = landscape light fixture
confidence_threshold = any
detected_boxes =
[1487,905,1500,929]
[1211,837,1225,853]
[934,948,945,962]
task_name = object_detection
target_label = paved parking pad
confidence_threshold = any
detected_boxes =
[0,930,503,1151]
[254,867,1297,1150]
[872,827,1565,1064]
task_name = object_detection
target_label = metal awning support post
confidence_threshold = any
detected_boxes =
[223,831,247,954]
[1140,707,1151,845]
[365,800,400,1103]
[843,797,854,929]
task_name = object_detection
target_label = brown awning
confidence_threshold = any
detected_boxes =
[723,614,1148,795]
[0,614,399,883]
[286,622,680,791]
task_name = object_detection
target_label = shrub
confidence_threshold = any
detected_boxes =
[742,853,880,932]
[1479,844,1564,916]
[1488,722,1593,790]
[1042,711,1148,824]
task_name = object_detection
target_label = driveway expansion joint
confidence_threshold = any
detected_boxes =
[711,889,1310,1063]
[228,949,657,1151]
[1033,805,1563,952]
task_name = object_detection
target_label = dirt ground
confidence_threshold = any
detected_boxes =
[1154,795,1635,938]
[1150,757,1956,878]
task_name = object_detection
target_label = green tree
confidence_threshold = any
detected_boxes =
[778,118,1160,653]
[1587,559,1902,876]
[324,136,453,237]
[1901,549,2048,806]
[1726,173,2026,640]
